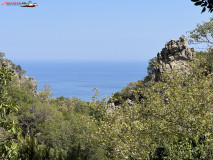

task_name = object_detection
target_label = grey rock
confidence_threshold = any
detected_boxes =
[153,35,195,81]
[0,59,37,95]
[126,99,134,106]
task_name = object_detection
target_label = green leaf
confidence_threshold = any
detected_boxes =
[195,1,203,6]
[201,7,206,13]
[12,127,16,133]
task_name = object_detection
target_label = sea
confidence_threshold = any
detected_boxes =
[14,61,148,101]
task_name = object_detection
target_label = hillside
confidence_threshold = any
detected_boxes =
[0,55,37,95]
[109,35,196,106]
[0,35,213,159]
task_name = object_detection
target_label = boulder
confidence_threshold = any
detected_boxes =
[153,35,195,81]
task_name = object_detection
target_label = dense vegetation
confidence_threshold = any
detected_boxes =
[0,19,213,159]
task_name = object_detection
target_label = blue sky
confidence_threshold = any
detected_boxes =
[0,0,212,62]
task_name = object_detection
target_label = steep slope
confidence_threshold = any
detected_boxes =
[110,35,196,106]
[0,58,37,95]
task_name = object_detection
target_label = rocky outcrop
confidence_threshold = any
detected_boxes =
[0,58,37,95]
[0,59,22,80]
[153,35,195,81]
[108,35,195,108]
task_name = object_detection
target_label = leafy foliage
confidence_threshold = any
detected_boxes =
[99,51,213,159]
[1,18,213,159]
[0,52,5,59]
[188,17,213,50]
[0,52,212,159]
[191,0,213,13]
[0,64,19,159]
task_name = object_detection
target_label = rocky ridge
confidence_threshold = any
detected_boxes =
[152,35,195,81]
[109,35,195,108]
[0,58,37,95]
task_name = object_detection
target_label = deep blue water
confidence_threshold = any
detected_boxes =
[15,61,148,101]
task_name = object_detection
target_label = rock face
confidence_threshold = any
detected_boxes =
[153,35,195,81]
[107,35,195,108]
[0,58,37,95]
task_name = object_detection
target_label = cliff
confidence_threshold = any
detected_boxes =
[0,58,37,95]
[152,35,195,81]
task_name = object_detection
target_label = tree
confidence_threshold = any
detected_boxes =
[0,63,19,159]
[97,52,213,159]
[191,0,213,13]
[15,65,26,75]
[187,17,213,50]
[144,57,157,82]
[38,84,53,103]
[0,52,5,59]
